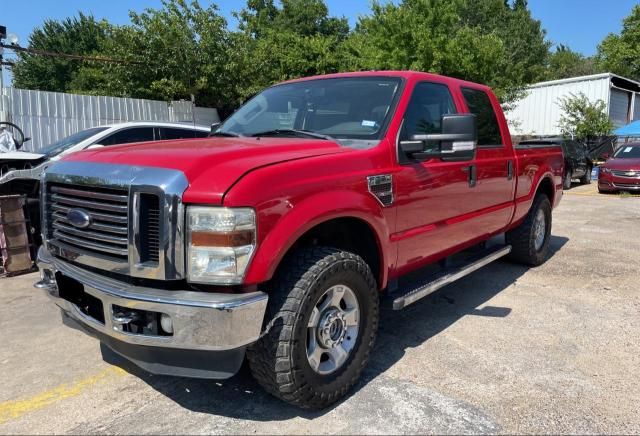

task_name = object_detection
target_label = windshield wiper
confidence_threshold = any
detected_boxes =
[209,130,242,138]
[250,129,335,141]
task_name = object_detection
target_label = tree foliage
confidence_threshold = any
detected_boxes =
[557,92,614,140]
[12,13,111,92]
[597,5,640,79]
[229,0,349,102]
[546,44,601,80]
[10,0,587,111]
[344,0,550,105]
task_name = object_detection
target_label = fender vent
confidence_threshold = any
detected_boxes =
[367,174,394,206]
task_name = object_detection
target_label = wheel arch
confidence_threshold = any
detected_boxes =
[536,174,555,204]
[243,191,390,290]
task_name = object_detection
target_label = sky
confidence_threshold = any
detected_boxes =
[2,0,639,85]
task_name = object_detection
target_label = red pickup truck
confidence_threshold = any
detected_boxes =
[35,71,563,409]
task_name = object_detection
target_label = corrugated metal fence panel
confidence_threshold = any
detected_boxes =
[169,100,195,123]
[194,107,220,127]
[0,87,216,153]
[507,75,611,136]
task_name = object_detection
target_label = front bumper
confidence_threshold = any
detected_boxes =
[35,247,268,379]
[599,174,640,191]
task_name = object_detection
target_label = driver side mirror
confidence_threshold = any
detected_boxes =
[399,113,477,162]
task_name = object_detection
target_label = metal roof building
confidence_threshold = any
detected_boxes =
[507,73,640,136]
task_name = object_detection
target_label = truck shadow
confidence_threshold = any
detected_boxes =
[103,235,568,421]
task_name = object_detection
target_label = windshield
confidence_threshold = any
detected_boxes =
[613,145,640,159]
[217,77,402,142]
[40,127,108,157]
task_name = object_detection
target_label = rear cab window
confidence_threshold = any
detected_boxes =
[461,87,503,147]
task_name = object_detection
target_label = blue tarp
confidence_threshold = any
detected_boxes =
[614,120,640,136]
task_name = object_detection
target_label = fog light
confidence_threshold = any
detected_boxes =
[160,313,173,334]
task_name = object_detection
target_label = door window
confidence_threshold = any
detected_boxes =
[99,127,155,146]
[461,88,503,147]
[400,82,456,140]
[161,127,208,140]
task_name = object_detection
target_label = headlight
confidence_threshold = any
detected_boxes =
[600,167,611,174]
[186,207,256,285]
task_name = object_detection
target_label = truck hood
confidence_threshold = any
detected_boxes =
[64,137,351,203]
[602,158,640,171]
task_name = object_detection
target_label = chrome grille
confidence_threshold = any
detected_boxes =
[48,184,129,260]
[610,169,640,178]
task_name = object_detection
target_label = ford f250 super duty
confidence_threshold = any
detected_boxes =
[35,71,563,409]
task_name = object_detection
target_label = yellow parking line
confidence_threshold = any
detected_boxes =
[564,191,603,197]
[0,366,126,425]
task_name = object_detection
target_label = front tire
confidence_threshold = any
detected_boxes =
[247,247,379,409]
[506,194,552,266]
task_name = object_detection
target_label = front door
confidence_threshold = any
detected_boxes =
[393,81,480,273]
[392,82,516,275]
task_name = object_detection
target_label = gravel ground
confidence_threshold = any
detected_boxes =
[1,183,639,434]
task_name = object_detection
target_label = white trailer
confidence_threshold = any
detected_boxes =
[507,73,640,137]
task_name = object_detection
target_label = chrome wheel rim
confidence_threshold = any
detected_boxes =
[533,209,546,251]
[306,284,360,375]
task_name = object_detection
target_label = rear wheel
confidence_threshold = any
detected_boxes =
[563,171,572,190]
[506,194,552,266]
[247,247,379,409]
[579,166,592,184]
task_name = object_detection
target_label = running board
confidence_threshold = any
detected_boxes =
[392,245,512,310]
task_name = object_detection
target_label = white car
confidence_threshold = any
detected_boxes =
[0,121,210,248]
[0,121,210,185]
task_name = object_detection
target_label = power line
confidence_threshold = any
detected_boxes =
[0,43,143,65]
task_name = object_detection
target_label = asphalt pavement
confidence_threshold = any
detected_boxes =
[1,183,639,434]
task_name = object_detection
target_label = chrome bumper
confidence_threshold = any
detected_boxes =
[35,247,268,353]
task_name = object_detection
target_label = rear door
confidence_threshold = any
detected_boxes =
[459,87,516,226]
[572,141,589,176]
[563,140,586,177]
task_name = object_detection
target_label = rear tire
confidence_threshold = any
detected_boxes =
[247,247,379,409]
[506,194,552,266]
[580,166,592,184]
[563,171,572,190]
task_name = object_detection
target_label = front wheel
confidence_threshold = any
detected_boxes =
[506,194,552,266]
[247,247,379,409]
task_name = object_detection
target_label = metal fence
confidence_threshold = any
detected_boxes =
[0,87,219,153]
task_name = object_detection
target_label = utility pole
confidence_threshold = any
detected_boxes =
[0,25,6,91]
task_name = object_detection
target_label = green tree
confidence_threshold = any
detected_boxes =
[12,13,111,92]
[230,0,349,101]
[546,44,600,80]
[96,0,234,110]
[557,92,614,140]
[597,5,640,79]
[342,0,550,105]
